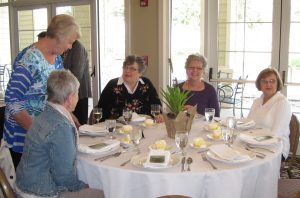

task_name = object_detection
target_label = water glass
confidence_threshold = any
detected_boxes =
[150,104,161,121]
[105,119,116,139]
[205,108,215,122]
[123,109,133,124]
[175,131,189,156]
[129,126,142,153]
[93,107,102,124]
[222,128,236,147]
[226,116,236,130]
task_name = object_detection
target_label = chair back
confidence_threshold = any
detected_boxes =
[289,114,299,157]
[0,167,15,198]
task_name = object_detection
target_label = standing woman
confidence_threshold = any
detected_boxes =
[248,68,291,159]
[98,55,161,121]
[3,14,81,168]
[178,54,220,117]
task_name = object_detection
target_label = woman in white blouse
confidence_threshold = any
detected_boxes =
[248,68,292,159]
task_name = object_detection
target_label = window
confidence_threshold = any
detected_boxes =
[0,6,11,65]
[170,0,204,83]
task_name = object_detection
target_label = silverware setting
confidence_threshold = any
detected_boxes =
[120,159,131,166]
[201,153,217,170]
[181,157,186,172]
[94,150,127,162]
[187,157,193,171]
[244,147,265,159]
[247,144,274,153]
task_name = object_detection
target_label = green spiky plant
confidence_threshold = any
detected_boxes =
[161,86,191,118]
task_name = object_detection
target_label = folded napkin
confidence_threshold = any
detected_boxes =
[239,133,278,145]
[236,119,256,130]
[143,150,170,169]
[78,139,120,155]
[209,144,251,162]
[131,112,146,122]
[79,124,108,136]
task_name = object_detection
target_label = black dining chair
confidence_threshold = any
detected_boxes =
[218,76,248,117]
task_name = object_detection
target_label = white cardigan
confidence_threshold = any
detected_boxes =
[248,92,292,159]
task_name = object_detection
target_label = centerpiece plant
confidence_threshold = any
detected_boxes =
[161,86,195,138]
[160,86,191,118]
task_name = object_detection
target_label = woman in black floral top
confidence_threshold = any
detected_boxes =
[97,55,161,121]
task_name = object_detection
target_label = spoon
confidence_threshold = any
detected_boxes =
[187,157,193,171]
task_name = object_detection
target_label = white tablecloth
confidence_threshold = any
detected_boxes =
[76,119,282,198]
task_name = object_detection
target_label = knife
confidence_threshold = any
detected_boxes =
[181,157,186,172]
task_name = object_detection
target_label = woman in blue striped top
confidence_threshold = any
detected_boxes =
[3,14,81,169]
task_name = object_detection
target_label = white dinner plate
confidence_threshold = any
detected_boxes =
[238,133,280,146]
[206,148,256,164]
[130,154,180,170]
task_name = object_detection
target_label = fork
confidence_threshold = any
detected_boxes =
[201,153,217,170]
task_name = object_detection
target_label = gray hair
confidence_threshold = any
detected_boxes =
[123,55,146,73]
[47,70,80,104]
[47,14,81,43]
[185,53,207,69]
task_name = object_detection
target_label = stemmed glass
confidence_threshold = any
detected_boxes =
[150,104,161,122]
[204,108,215,122]
[129,126,142,154]
[93,107,102,124]
[123,108,133,124]
[105,119,116,139]
[175,130,189,156]
[226,116,237,146]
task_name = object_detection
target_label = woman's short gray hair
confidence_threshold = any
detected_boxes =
[47,70,80,104]
[185,53,207,69]
[47,14,81,43]
[123,55,146,73]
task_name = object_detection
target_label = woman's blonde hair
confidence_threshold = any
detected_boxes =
[47,14,81,43]
[185,54,207,69]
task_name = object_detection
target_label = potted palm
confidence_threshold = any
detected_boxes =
[161,86,196,138]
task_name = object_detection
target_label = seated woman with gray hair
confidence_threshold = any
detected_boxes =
[15,70,103,198]
[97,55,161,121]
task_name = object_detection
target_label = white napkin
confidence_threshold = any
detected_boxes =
[239,133,278,145]
[79,124,108,136]
[131,112,146,122]
[209,144,251,162]
[236,119,256,130]
[143,150,170,168]
[78,139,120,155]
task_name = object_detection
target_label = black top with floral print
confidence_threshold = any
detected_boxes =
[97,77,161,120]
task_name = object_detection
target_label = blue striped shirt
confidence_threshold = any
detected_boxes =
[4,45,63,153]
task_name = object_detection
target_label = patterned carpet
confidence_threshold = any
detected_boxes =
[280,156,300,179]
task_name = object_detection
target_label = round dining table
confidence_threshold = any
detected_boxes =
[76,118,282,198]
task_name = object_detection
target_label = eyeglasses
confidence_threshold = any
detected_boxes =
[123,66,138,72]
[261,79,277,85]
[187,67,203,71]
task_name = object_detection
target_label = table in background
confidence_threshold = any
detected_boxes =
[77,119,282,198]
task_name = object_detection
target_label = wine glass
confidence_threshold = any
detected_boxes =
[150,104,161,122]
[129,126,142,154]
[93,107,102,124]
[204,108,215,122]
[175,130,189,156]
[105,119,116,139]
[123,108,133,124]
